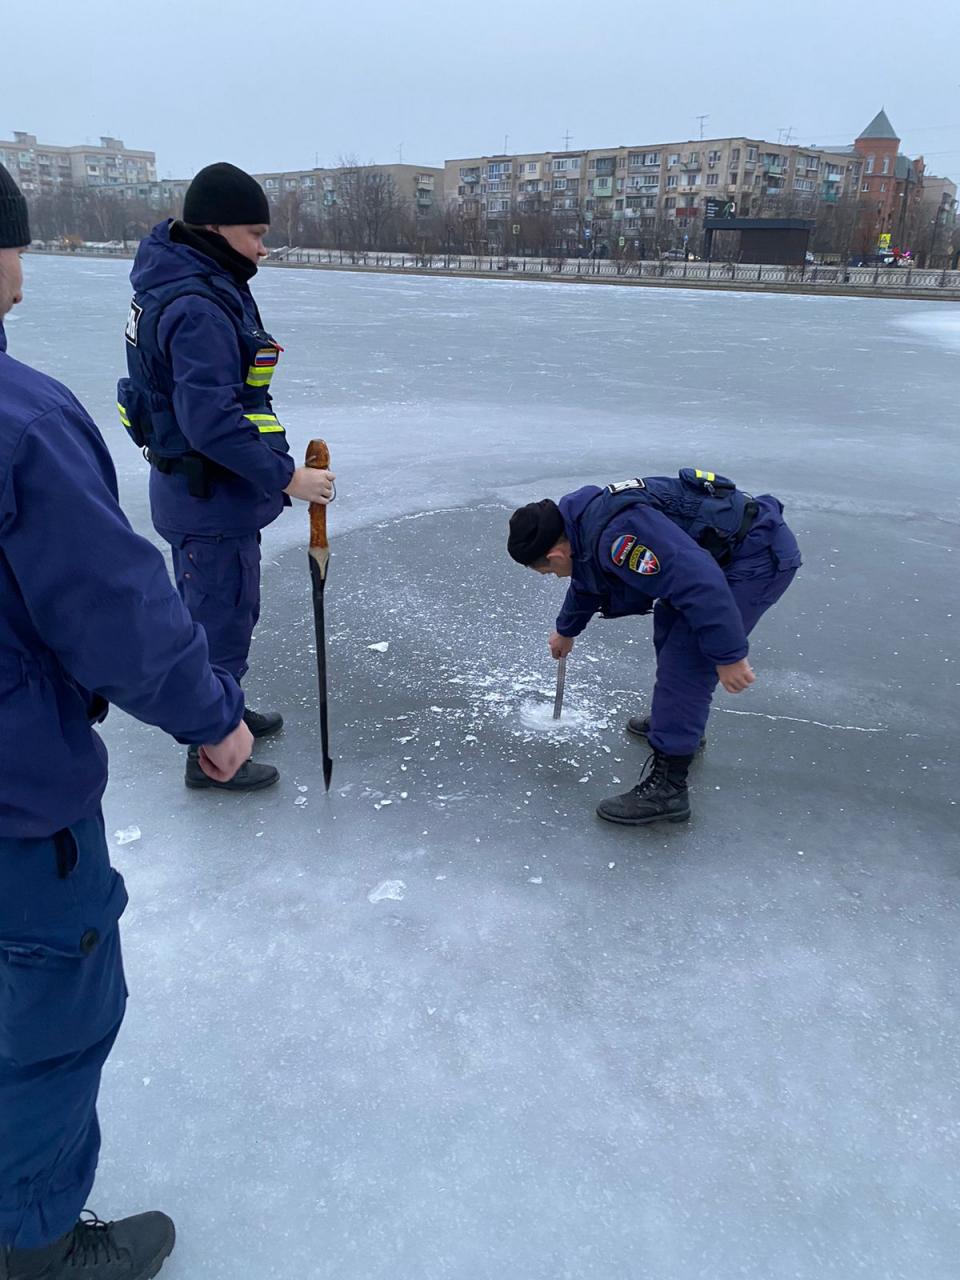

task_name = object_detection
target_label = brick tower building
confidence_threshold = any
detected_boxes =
[853,109,924,256]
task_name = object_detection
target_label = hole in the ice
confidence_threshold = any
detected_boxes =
[517,698,592,734]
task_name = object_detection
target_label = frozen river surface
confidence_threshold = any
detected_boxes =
[8,256,959,1279]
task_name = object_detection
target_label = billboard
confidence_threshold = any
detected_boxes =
[704,197,737,220]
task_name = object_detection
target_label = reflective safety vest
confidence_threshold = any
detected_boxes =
[116,276,290,497]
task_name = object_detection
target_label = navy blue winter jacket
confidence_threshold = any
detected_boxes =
[128,221,296,538]
[0,324,243,837]
[556,484,801,665]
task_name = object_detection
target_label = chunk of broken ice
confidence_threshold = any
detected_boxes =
[368,879,406,903]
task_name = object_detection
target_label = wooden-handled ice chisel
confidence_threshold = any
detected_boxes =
[306,439,333,791]
[553,654,567,720]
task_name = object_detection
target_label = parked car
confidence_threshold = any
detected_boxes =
[848,253,898,267]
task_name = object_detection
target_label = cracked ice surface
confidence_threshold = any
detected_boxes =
[11,257,960,1280]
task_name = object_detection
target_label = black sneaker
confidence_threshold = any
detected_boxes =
[185,748,279,791]
[626,715,706,752]
[596,751,694,826]
[4,1210,175,1280]
[242,707,284,738]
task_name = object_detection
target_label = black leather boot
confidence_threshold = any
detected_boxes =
[3,1210,175,1280]
[185,747,279,791]
[596,750,694,825]
[242,707,284,738]
[626,715,706,752]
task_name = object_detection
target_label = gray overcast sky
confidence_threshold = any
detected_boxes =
[6,0,960,179]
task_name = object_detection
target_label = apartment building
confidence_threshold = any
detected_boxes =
[920,175,958,224]
[0,132,156,194]
[446,135,864,251]
[63,163,446,236]
[916,175,957,263]
[254,163,443,223]
[452,150,576,223]
[105,178,191,208]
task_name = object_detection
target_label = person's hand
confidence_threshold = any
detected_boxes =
[549,632,575,661]
[717,658,755,693]
[198,720,254,781]
[284,466,336,504]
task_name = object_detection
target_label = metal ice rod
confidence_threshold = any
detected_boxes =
[552,654,567,720]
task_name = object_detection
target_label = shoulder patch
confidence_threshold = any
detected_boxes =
[627,544,660,576]
[124,301,142,346]
[610,534,637,566]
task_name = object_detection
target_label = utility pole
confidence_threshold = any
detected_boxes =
[563,130,573,151]
[504,133,509,155]
[696,114,709,142]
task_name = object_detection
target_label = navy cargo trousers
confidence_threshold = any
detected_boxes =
[647,514,802,758]
[167,533,262,682]
[0,814,127,1249]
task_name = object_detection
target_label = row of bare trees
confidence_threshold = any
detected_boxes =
[23,159,418,251]
[27,187,162,244]
[270,163,411,251]
[424,196,868,263]
[24,167,960,266]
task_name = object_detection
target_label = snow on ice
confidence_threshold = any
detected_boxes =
[11,255,959,1280]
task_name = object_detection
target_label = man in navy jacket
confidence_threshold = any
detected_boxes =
[120,163,335,791]
[508,471,801,825]
[0,163,252,1280]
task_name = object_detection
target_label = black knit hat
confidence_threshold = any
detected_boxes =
[0,163,31,249]
[507,499,566,565]
[183,162,270,226]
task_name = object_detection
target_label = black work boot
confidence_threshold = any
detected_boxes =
[242,707,284,739]
[4,1210,175,1279]
[626,715,706,752]
[596,751,694,826]
[185,747,279,791]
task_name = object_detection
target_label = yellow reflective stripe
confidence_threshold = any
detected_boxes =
[244,413,285,434]
[117,401,132,426]
[247,349,279,387]
[695,469,715,482]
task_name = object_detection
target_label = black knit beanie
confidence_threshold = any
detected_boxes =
[507,499,566,565]
[183,162,270,226]
[0,163,31,249]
